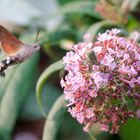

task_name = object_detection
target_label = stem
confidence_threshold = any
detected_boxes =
[88,131,97,140]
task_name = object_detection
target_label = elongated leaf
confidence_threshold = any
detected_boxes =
[60,1,101,19]
[36,60,63,116]
[120,118,140,140]
[86,20,118,39]
[20,83,61,119]
[0,53,39,140]
[42,95,66,140]
[0,54,16,100]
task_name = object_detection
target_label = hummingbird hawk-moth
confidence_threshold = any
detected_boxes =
[0,25,40,76]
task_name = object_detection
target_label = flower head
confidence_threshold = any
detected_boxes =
[95,0,130,24]
[61,29,140,133]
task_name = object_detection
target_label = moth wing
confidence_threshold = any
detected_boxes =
[0,25,24,56]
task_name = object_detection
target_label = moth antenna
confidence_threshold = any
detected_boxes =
[35,35,49,45]
[35,28,40,43]
[34,27,49,45]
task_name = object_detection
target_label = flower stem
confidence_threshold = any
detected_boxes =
[88,131,97,140]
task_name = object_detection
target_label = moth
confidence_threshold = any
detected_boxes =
[0,25,40,76]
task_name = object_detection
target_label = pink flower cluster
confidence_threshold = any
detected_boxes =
[61,29,140,133]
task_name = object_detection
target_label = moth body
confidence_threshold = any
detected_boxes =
[0,25,40,76]
[0,44,40,76]
[12,44,40,61]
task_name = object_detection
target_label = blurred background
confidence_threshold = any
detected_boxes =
[0,0,140,140]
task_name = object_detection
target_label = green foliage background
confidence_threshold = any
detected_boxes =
[0,0,140,140]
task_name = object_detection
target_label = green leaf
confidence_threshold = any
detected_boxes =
[42,95,66,140]
[120,118,140,140]
[20,83,61,119]
[86,20,118,39]
[60,1,101,19]
[36,60,63,116]
[127,17,139,32]
[0,54,15,100]
[0,53,39,140]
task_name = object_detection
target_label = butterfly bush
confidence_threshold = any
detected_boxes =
[61,29,140,134]
[95,0,130,24]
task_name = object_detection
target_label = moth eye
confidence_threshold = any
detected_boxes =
[34,45,38,48]
[33,45,40,51]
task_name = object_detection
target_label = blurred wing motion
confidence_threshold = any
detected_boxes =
[0,25,24,56]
